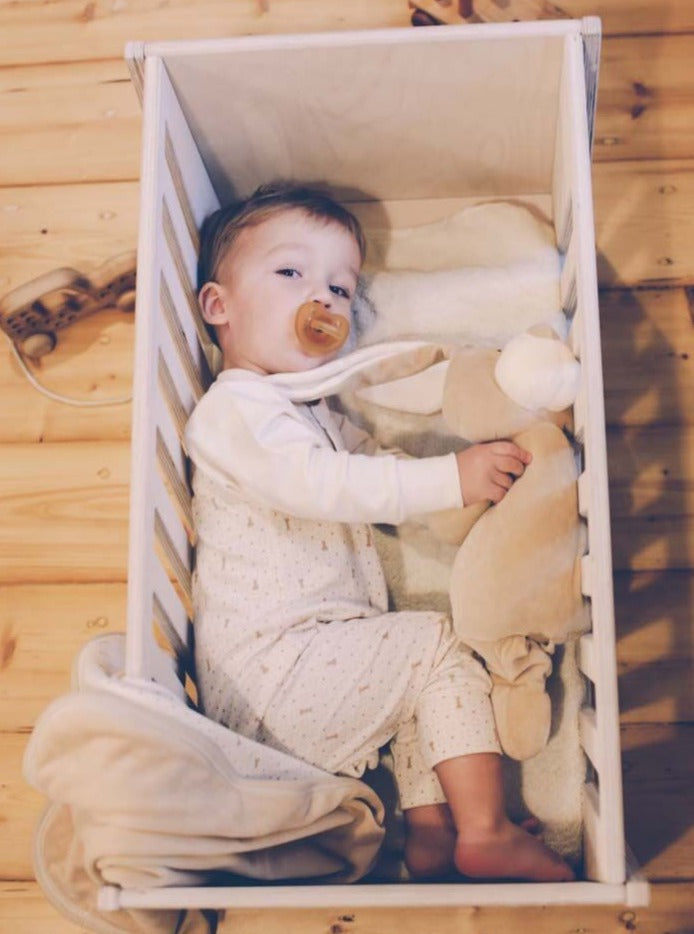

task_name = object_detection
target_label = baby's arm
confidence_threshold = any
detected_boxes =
[185,380,462,526]
[335,411,531,506]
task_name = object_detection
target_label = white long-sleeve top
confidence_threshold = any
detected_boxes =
[185,369,462,526]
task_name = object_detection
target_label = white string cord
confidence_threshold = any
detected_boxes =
[5,331,132,407]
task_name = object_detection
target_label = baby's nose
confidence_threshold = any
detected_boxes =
[310,283,332,306]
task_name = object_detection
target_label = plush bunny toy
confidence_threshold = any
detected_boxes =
[357,325,589,761]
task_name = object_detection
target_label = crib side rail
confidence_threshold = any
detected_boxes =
[125,55,219,702]
[553,30,626,885]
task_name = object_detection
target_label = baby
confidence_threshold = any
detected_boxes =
[184,181,574,882]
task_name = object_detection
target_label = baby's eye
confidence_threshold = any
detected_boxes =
[329,284,351,299]
[276,268,300,278]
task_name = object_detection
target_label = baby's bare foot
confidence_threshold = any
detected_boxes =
[454,819,575,882]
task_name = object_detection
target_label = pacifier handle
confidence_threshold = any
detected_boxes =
[295,300,350,356]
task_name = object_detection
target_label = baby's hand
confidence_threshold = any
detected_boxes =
[455,441,532,506]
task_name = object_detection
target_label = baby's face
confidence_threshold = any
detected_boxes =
[212,209,361,375]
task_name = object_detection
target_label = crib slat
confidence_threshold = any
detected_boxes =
[573,381,587,443]
[152,556,191,646]
[152,559,198,706]
[579,705,600,773]
[577,471,589,518]
[153,474,192,603]
[580,554,593,596]
[578,632,597,682]
[582,780,606,882]
[162,196,198,308]
[162,197,218,376]
[560,234,579,321]
[158,352,189,445]
[552,48,573,252]
[161,171,213,376]
[155,388,188,484]
[143,601,189,699]
[157,280,200,416]
[158,74,220,233]
[160,273,208,402]
[156,426,193,539]
[165,126,199,254]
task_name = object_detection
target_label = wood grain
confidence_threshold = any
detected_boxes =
[0,0,412,68]
[0,61,140,188]
[0,182,139,294]
[0,442,130,584]
[0,882,88,934]
[594,34,694,164]
[600,288,694,427]
[593,159,694,288]
[607,425,693,521]
[0,879,692,934]
[212,880,694,933]
[2,34,692,188]
[0,0,692,72]
[621,723,694,881]
[0,0,692,928]
[1,735,46,881]
[614,570,694,725]
[0,583,126,732]
[0,312,133,444]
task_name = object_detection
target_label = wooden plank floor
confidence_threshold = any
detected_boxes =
[0,2,692,931]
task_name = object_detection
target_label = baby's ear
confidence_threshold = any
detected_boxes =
[356,360,449,414]
[198,281,229,327]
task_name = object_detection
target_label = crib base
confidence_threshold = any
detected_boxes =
[99,869,650,913]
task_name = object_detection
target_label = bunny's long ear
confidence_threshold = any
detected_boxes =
[355,359,450,414]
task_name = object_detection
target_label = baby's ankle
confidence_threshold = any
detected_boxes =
[456,813,508,839]
[404,823,456,880]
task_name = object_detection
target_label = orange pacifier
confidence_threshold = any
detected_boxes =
[295,300,350,356]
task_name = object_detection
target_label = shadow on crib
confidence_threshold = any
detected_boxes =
[597,267,693,874]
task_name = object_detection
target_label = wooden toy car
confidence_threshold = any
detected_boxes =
[410,0,568,26]
[0,252,137,358]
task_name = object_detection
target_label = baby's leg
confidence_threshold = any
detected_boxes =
[407,630,574,882]
[257,611,461,778]
[436,753,574,881]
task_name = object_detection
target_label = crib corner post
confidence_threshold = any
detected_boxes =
[580,16,602,152]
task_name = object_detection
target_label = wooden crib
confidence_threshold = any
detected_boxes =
[104,18,649,916]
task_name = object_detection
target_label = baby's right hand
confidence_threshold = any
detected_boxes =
[455,441,532,506]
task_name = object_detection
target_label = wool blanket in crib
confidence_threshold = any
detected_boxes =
[23,633,385,934]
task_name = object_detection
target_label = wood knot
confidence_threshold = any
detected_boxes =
[79,1,96,22]
[1,625,17,671]
[632,81,652,98]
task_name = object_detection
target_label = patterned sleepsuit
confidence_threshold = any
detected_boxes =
[185,368,500,809]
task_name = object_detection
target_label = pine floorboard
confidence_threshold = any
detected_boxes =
[0,1,691,931]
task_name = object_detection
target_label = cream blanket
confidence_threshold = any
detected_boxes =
[23,634,384,933]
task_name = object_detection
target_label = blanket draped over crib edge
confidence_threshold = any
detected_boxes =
[23,633,385,934]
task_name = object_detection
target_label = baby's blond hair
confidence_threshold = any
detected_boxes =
[197,181,366,291]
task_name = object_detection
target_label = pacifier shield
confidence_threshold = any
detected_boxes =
[295,300,350,356]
